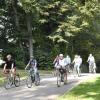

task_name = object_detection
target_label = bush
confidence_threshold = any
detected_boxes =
[34,50,53,70]
[16,61,26,69]
[81,64,88,73]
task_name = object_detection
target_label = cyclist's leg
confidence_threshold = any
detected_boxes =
[30,69,34,81]
[34,67,40,82]
[11,68,16,77]
[34,67,38,75]
[73,64,77,76]
[93,63,96,73]
[3,69,10,78]
[77,64,80,76]
[53,63,58,76]
[64,69,67,84]
[89,63,92,73]
[93,67,96,73]
[54,67,57,76]
[67,64,70,73]
[92,63,95,73]
[91,63,93,73]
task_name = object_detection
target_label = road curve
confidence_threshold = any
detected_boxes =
[0,73,97,100]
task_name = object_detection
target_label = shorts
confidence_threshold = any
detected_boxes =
[56,65,66,69]
[59,68,67,74]
[4,69,10,74]
[4,67,16,74]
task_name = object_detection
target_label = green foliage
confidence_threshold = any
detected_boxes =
[16,61,26,69]
[0,0,100,70]
[34,50,53,70]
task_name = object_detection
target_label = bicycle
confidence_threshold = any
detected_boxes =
[4,71,20,89]
[89,63,96,73]
[26,69,40,88]
[56,67,67,87]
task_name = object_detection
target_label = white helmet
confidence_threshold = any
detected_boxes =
[7,54,12,59]
[89,54,92,56]
[75,55,78,58]
[59,54,63,57]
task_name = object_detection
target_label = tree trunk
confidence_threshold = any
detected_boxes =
[11,0,20,31]
[11,0,25,61]
[26,13,33,59]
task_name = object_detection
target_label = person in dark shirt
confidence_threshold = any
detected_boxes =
[3,54,16,76]
[25,56,38,74]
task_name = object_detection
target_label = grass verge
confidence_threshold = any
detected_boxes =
[58,75,100,100]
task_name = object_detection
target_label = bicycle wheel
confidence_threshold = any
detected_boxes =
[35,73,40,86]
[26,75,32,88]
[14,74,20,87]
[4,77,12,89]
[57,71,61,87]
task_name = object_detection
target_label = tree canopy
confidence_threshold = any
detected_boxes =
[0,0,100,71]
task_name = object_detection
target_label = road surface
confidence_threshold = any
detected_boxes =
[0,73,97,100]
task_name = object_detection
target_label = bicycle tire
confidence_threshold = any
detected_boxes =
[35,73,40,86]
[4,77,12,89]
[26,75,32,88]
[14,74,20,87]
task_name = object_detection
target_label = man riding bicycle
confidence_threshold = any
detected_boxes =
[25,56,38,82]
[56,54,67,84]
[64,55,71,73]
[73,55,82,77]
[3,54,16,77]
[87,54,96,73]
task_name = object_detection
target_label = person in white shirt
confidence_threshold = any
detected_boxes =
[73,55,82,76]
[87,54,96,73]
[64,55,71,72]
[56,54,66,69]
[56,54,67,84]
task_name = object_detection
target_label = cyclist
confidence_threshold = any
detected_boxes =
[73,55,82,77]
[64,55,71,73]
[25,56,38,82]
[87,54,96,73]
[3,54,16,77]
[56,54,67,84]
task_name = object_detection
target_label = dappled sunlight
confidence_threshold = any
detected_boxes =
[59,75,100,100]
[13,92,34,98]
[0,74,99,100]
[87,92,99,96]
[41,77,56,82]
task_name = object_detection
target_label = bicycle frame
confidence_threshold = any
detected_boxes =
[4,70,20,89]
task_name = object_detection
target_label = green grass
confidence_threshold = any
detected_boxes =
[58,75,100,100]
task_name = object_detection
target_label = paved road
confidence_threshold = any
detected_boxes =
[0,74,97,100]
